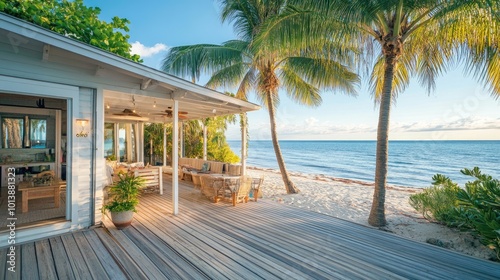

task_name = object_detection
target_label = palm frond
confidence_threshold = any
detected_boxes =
[205,62,248,89]
[161,44,218,82]
[283,56,359,96]
[161,43,245,82]
[279,65,322,107]
[235,68,257,100]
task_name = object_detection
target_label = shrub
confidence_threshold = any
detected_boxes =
[409,174,462,224]
[456,168,500,258]
[410,167,500,260]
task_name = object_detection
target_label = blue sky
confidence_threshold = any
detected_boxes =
[84,0,499,140]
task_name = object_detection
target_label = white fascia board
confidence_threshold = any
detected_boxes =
[0,13,260,112]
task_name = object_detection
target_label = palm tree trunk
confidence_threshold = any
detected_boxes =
[368,54,396,227]
[266,91,300,194]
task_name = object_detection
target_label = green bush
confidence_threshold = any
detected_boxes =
[456,168,500,258]
[409,174,462,225]
[410,167,500,260]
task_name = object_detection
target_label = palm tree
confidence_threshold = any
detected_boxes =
[162,0,359,194]
[262,0,499,225]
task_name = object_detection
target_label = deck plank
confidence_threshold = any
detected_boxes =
[21,242,40,280]
[60,233,93,279]
[0,247,8,280]
[34,239,58,280]
[4,245,20,280]
[82,230,128,280]
[72,231,110,280]
[101,217,168,279]
[124,224,205,280]
[48,237,75,280]
[94,227,148,280]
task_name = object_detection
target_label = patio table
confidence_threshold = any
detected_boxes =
[201,174,240,203]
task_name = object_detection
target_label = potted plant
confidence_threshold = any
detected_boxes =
[103,173,144,229]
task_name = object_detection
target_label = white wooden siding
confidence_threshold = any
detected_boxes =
[76,88,94,227]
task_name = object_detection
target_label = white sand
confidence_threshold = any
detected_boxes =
[247,166,496,261]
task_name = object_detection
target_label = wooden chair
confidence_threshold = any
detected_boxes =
[250,176,264,202]
[231,176,252,206]
[134,167,163,194]
[200,175,224,203]
[191,172,202,189]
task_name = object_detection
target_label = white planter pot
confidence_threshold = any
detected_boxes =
[110,211,134,229]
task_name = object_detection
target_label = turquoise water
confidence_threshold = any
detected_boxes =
[228,140,499,188]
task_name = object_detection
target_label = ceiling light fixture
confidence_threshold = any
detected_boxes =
[106,104,110,109]
[153,101,156,108]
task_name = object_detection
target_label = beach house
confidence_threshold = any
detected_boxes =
[0,13,259,245]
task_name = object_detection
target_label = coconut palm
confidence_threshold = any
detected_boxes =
[261,0,499,225]
[162,0,359,194]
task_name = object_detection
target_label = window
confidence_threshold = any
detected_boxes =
[117,123,137,163]
[104,123,115,158]
[2,117,24,148]
[119,123,127,162]
[30,119,47,148]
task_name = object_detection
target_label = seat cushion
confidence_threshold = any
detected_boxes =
[201,162,210,172]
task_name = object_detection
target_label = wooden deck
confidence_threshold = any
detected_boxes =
[3,177,500,279]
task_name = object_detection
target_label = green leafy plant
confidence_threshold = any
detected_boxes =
[103,173,144,213]
[455,168,500,259]
[410,167,500,260]
[106,154,116,161]
[1,0,141,62]
[409,174,461,224]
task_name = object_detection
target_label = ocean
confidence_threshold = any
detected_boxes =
[228,140,499,188]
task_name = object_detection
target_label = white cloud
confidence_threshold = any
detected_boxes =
[242,116,500,140]
[130,41,168,57]
[392,116,500,132]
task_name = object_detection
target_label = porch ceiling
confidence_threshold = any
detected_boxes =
[104,89,259,123]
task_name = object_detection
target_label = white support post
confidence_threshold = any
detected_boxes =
[114,123,119,162]
[172,100,179,215]
[150,139,153,165]
[203,123,207,160]
[134,122,140,162]
[241,114,247,176]
[163,124,167,167]
[138,123,144,163]
[180,122,184,158]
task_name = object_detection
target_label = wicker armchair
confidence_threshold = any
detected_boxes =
[191,172,202,189]
[250,176,264,202]
[200,175,224,203]
[231,176,252,206]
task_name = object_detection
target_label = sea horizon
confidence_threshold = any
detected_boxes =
[229,139,498,142]
[228,139,499,188]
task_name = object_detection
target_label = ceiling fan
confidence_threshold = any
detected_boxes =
[113,109,143,118]
[106,108,149,122]
[153,107,189,119]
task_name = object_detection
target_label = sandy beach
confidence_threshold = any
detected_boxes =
[246,166,497,261]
